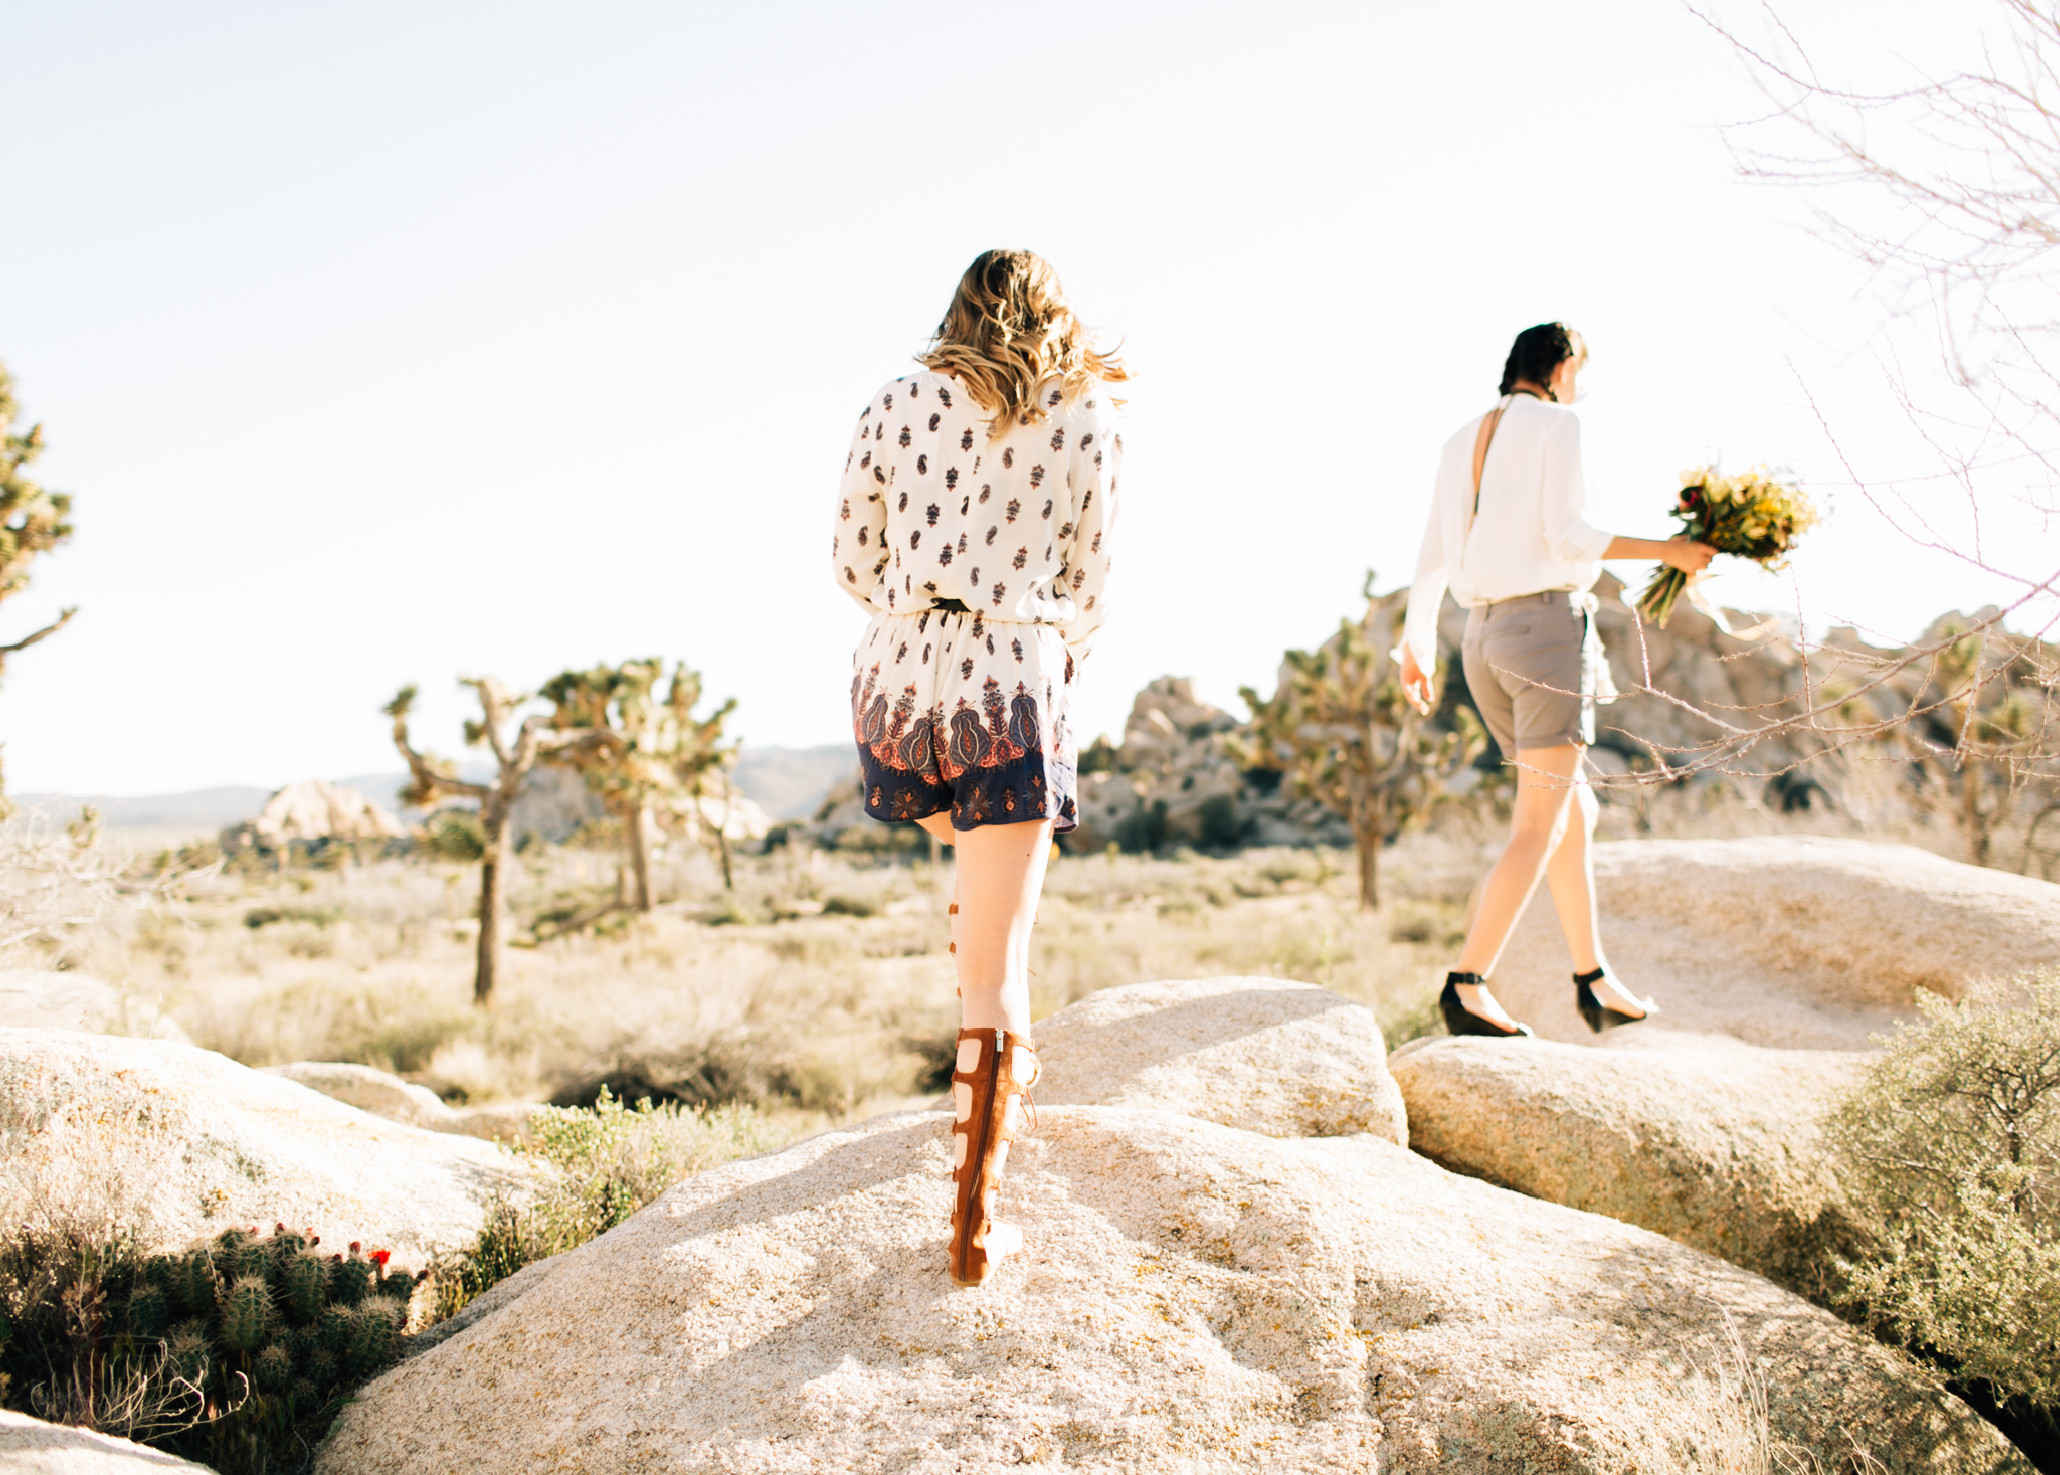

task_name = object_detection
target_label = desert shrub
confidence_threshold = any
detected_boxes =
[1827,968,2060,1441]
[420,807,486,862]
[242,905,341,930]
[430,1088,780,1320]
[0,1222,422,1475]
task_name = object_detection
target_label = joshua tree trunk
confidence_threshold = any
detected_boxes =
[388,677,613,1007]
[474,836,505,1006]
[1351,789,1384,910]
[625,798,653,912]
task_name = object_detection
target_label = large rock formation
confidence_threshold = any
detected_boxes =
[317,983,2019,1474]
[0,1410,212,1472]
[1035,976,1407,1144]
[1486,835,2060,1050]
[0,1031,536,1260]
[1391,1033,1863,1298]
[1071,678,1344,853]
[247,779,405,847]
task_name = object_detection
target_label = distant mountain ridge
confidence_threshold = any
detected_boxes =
[19,743,856,834]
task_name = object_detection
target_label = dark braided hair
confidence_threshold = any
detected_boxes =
[1498,322,1586,399]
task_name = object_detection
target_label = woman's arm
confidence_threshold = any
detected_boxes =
[1604,535,1716,571]
[830,397,891,608]
[1397,462,1453,716]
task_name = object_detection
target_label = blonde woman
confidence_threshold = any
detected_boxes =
[831,249,1124,1286]
[1398,323,1713,1039]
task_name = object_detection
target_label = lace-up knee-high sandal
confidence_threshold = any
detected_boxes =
[948,901,959,998]
[1573,966,1659,1034]
[1438,971,1534,1039]
[949,1027,1039,1288]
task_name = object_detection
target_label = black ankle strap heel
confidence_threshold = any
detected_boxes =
[1439,971,1533,1040]
[1573,966,1656,1034]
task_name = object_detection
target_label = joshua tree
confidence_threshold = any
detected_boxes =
[538,659,738,910]
[1236,580,1482,909]
[0,361,77,809]
[1894,617,2055,868]
[386,679,612,1004]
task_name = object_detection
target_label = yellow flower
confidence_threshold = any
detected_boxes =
[1681,467,1709,488]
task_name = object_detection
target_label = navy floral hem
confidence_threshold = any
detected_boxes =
[858,742,1078,833]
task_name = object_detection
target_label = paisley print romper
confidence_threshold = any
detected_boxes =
[830,370,1121,832]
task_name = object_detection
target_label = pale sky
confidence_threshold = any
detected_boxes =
[2,0,2051,796]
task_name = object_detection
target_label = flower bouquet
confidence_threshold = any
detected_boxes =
[1636,466,1817,627]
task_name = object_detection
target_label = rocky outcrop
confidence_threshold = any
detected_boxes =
[1485,835,2060,1049]
[318,982,2020,1475]
[263,1061,537,1143]
[248,779,405,846]
[0,1411,211,1472]
[0,970,188,1043]
[1071,678,1343,854]
[1035,976,1407,1145]
[1391,1033,1864,1297]
[0,1031,536,1260]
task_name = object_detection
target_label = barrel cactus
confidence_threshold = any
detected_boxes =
[93,1223,426,1475]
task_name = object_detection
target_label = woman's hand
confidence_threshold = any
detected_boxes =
[1399,647,1434,716]
[1659,536,1717,573]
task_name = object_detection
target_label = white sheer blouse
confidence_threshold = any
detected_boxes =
[1398,395,1612,673]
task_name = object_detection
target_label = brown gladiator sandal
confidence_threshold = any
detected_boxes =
[949,1026,1039,1287]
[948,902,959,998]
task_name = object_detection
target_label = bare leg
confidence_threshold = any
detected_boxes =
[1451,745,1584,1027]
[1542,774,1649,1017]
[1545,769,1603,975]
[917,813,959,969]
[920,816,1053,1034]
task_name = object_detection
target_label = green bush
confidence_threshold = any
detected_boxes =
[431,1088,780,1321]
[1828,968,2060,1431]
[0,1222,421,1475]
[421,808,486,862]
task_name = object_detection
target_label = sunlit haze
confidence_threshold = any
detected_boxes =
[1,1,2049,796]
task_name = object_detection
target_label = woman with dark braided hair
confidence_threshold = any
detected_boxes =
[830,249,1124,1285]
[1397,323,1714,1039]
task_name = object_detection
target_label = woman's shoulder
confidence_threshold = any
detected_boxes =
[862,370,944,411]
[1051,377,1122,432]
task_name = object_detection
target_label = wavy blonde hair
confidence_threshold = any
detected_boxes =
[918,249,1127,436]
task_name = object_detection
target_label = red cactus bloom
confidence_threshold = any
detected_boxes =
[369,1249,391,1268]
[348,1241,362,1254]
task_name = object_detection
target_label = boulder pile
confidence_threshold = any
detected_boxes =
[245,779,405,847]
[317,978,2019,1474]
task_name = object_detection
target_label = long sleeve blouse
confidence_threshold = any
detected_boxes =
[830,370,1122,661]
[1398,395,1612,673]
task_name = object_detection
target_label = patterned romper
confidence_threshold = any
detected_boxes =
[831,370,1121,832]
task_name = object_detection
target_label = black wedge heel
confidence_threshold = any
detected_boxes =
[1439,971,1534,1039]
[1573,966,1658,1034]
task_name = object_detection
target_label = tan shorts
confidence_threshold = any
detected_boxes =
[1461,591,1604,756]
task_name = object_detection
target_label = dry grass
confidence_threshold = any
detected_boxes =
[17,824,1497,1120]
[9,772,2034,1128]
